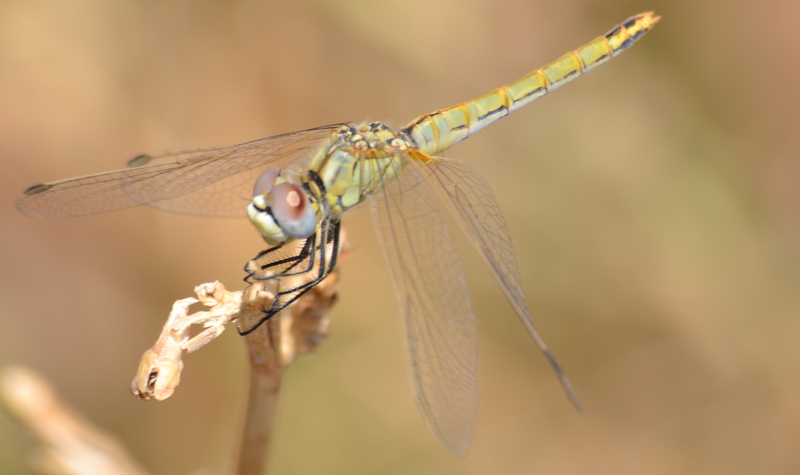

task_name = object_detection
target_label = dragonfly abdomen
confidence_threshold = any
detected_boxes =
[399,12,660,156]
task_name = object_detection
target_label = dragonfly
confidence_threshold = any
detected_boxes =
[18,12,659,456]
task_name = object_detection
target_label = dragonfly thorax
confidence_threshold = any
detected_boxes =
[249,122,412,245]
[307,122,411,216]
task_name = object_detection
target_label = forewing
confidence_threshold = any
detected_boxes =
[368,159,478,457]
[17,124,344,218]
[408,150,581,409]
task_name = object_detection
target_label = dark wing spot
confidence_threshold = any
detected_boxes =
[127,154,152,168]
[23,183,52,195]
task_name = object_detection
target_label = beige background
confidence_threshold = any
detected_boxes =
[1,0,799,473]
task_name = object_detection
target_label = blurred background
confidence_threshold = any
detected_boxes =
[1,0,799,473]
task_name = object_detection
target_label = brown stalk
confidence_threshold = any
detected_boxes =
[1,230,347,475]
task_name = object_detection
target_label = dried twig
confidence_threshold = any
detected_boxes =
[131,230,347,474]
[236,264,342,475]
[2,230,347,475]
[0,366,149,475]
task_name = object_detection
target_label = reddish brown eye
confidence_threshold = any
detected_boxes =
[269,183,317,239]
[253,168,282,198]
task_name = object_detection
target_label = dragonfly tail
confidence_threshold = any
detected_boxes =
[400,12,660,156]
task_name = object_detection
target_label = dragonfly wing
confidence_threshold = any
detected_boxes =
[368,160,478,457]
[17,124,345,218]
[407,150,581,410]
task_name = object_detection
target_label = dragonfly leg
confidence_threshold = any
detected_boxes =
[244,238,315,283]
[252,244,282,261]
[238,219,341,335]
[274,219,340,297]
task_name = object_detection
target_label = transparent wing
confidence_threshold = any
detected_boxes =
[368,159,478,457]
[407,150,581,410]
[17,124,344,218]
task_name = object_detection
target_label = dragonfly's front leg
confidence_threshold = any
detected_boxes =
[239,219,342,335]
[244,237,315,283]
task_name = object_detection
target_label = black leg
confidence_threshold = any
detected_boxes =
[238,220,341,335]
[244,237,316,283]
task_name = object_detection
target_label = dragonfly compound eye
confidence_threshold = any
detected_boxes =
[269,183,317,239]
[253,168,282,197]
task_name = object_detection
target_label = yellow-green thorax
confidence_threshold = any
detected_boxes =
[248,122,412,245]
[307,122,409,217]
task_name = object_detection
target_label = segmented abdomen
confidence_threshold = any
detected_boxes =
[400,12,660,156]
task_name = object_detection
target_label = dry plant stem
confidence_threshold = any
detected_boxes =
[130,284,244,401]
[0,235,345,475]
[0,366,150,475]
[237,316,283,475]
[235,240,345,475]
[130,230,347,475]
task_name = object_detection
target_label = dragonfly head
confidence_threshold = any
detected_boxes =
[247,168,318,245]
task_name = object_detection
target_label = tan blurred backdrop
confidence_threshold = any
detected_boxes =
[2,0,799,473]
